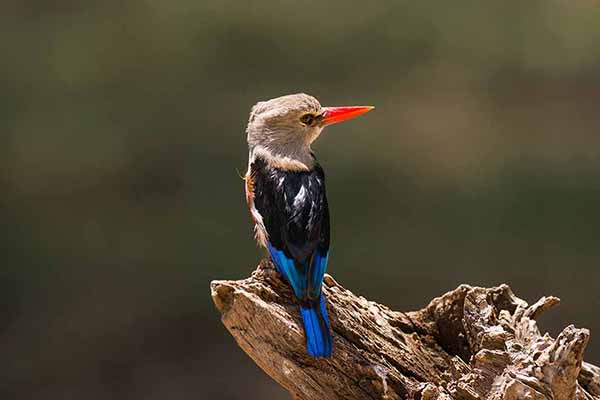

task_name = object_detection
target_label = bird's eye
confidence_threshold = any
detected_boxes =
[300,113,315,126]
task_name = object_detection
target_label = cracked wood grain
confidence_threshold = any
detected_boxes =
[211,260,598,400]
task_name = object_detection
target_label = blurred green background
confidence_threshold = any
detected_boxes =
[2,1,600,399]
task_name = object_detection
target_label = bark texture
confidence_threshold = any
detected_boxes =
[211,260,599,400]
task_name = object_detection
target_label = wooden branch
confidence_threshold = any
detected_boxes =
[210,260,599,400]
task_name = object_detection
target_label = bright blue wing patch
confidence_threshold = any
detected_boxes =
[268,242,329,301]
[309,251,329,299]
[267,242,307,298]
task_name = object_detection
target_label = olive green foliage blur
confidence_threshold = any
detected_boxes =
[2,1,600,399]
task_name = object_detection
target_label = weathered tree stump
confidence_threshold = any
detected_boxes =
[211,260,599,400]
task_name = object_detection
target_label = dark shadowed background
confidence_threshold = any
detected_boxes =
[2,1,600,399]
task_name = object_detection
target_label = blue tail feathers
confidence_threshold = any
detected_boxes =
[300,296,332,358]
[267,241,332,357]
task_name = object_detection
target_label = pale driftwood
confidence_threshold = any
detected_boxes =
[210,260,599,400]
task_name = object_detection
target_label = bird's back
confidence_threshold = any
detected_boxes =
[245,155,330,300]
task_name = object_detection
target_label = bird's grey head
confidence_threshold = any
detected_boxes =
[246,93,325,165]
[246,93,374,170]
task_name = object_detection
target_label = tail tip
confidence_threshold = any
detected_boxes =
[307,345,332,358]
[300,298,333,358]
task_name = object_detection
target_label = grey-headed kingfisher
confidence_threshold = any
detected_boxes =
[244,93,373,357]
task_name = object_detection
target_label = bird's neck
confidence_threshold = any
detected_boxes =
[250,144,315,172]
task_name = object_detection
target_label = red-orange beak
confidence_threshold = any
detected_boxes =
[321,106,374,126]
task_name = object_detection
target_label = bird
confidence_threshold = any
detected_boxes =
[244,93,373,358]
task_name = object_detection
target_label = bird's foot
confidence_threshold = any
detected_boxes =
[258,258,276,271]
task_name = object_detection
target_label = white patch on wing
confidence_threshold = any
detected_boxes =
[307,200,315,231]
[293,185,307,208]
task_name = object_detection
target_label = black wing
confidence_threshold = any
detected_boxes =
[250,156,330,300]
